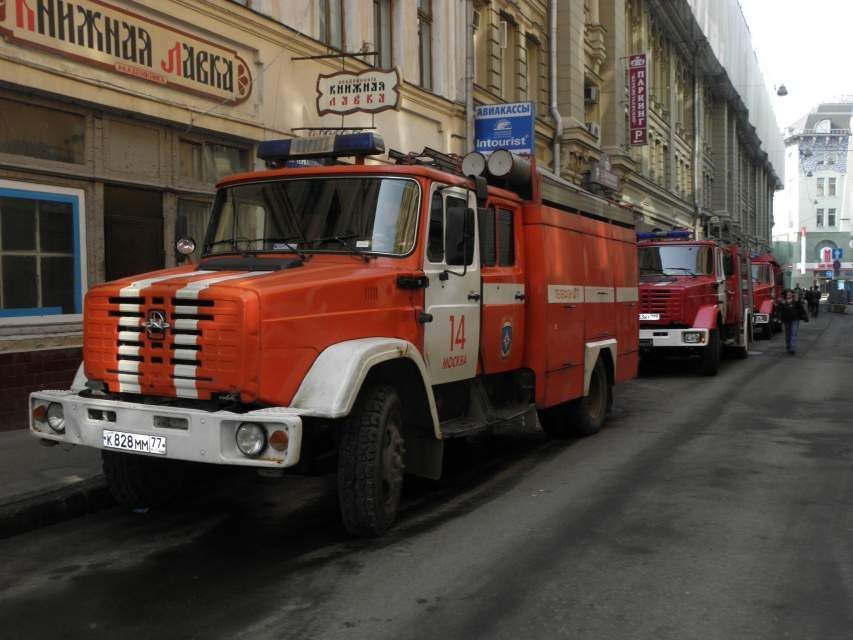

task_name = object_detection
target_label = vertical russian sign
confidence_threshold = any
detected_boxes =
[628,54,648,146]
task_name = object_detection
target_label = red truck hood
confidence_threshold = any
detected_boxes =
[84,257,419,403]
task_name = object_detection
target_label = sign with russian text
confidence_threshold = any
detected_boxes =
[474,101,535,154]
[0,0,252,104]
[316,68,400,116]
[628,54,648,146]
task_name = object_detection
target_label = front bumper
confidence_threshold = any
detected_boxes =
[29,391,302,468]
[639,327,709,348]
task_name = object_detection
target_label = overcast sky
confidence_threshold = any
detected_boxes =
[738,0,853,130]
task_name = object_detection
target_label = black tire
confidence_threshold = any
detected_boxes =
[699,329,721,376]
[338,384,406,536]
[539,359,611,438]
[102,450,186,509]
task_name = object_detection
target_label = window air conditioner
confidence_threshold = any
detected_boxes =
[584,86,599,104]
[585,121,601,138]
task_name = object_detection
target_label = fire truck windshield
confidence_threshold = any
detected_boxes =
[752,263,772,283]
[205,177,420,257]
[639,244,714,278]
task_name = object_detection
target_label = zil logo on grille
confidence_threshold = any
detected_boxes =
[143,310,170,339]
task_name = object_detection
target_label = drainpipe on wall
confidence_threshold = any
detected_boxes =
[466,0,475,152]
[549,0,562,174]
[693,49,702,238]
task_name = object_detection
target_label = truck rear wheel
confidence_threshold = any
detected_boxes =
[699,329,721,376]
[539,359,610,437]
[338,384,406,536]
[101,450,185,509]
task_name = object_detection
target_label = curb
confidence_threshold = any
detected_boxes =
[0,476,113,540]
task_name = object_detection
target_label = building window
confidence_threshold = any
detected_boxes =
[526,36,543,114]
[827,153,836,165]
[816,177,825,197]
[0,181,85,320]
[816,208,824,227]
[373,0,392,68]
[319,0,344,49]
[474,4,489,88]
[0,98,85,165]
[829,177,837,196]
[501,17,518,101]
[417,0,433,91]
[179,140,250,184]
[828,208,836,227]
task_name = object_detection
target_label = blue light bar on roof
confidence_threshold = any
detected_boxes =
[257,133,385,164]
[637,230,693,240]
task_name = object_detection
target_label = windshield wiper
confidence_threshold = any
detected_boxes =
[205,237,308,261]
[312,234,373,262]
[665,267,698,276]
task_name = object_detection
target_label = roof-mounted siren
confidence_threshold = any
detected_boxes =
[257,133,385,168]
[636,229,693,241]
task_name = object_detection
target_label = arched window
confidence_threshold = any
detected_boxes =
[814,119,831,133]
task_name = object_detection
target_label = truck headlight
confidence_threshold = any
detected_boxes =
[236,422,266,457]
[683,331,704,344]
[46,402,66,433]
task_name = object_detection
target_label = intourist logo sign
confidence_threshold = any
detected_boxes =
[0,0,252,104]
[474,101,535,154]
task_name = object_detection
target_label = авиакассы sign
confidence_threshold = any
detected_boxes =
[474,102,535,154]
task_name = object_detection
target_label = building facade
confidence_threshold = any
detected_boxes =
[0,0,780,428]
[773,101,853,289]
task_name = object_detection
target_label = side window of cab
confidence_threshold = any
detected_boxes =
[427,191,444,263]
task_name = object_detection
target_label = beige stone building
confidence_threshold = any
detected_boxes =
[0,0,779,427]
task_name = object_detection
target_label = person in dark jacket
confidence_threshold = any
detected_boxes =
[812,285,821,317]
[778,288,809,354]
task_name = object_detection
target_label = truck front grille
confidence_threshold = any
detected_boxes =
[85,291,244,399]
[640,287,682,324]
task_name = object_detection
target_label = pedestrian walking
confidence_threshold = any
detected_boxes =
[812,285,821,317]
[778,288,809,354]
[804,287,815,317]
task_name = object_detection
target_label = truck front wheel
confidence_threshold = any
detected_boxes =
[338,384,406,536]
[699,329,721,376]
[102,451,186,509]
[539,359,611,438]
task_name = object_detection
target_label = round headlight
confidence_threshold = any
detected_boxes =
[235,422,266,457]
[46,402,66,433]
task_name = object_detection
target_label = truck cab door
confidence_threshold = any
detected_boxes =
[422,185,481,384]
[717,247,729,319]
[478,201,525,373]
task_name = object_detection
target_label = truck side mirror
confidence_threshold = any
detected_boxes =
[445,205,475,267]
[473,175,488,207]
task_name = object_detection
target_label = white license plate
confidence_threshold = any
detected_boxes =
[103,430,167,455]
[639,313,660,321]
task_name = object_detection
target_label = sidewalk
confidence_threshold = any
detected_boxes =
[0,428,109,539]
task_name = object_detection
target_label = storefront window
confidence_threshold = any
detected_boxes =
[0,99,85,164]
[0,182,85,319]
[179,140,249,184]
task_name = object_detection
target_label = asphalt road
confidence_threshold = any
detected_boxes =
[2,311,852,640]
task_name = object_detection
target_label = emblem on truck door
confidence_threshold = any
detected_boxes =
[143,310,170,339]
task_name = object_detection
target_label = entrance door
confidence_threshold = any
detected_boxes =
[105,186,164,281]
[422,185,481,384]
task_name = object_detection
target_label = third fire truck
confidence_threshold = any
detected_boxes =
[638,231,753,376]
[750,253,782,339]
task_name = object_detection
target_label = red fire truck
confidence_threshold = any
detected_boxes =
[30,134,638,535]
[638,231,753,376]
[750,253,782,339]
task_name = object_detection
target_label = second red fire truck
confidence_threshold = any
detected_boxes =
[637,231,753,376]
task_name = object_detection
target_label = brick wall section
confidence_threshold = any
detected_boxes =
[0,348,82,432]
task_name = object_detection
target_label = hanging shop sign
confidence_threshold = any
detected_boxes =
[474,101,535,154]
[316,68,401,116]
[628,53,648,146]
[0,0,252,104]
[588,153,620,191]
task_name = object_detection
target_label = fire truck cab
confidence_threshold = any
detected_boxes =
[750,253,782,339]
[638,231,753,376]
[30,134,638,536]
